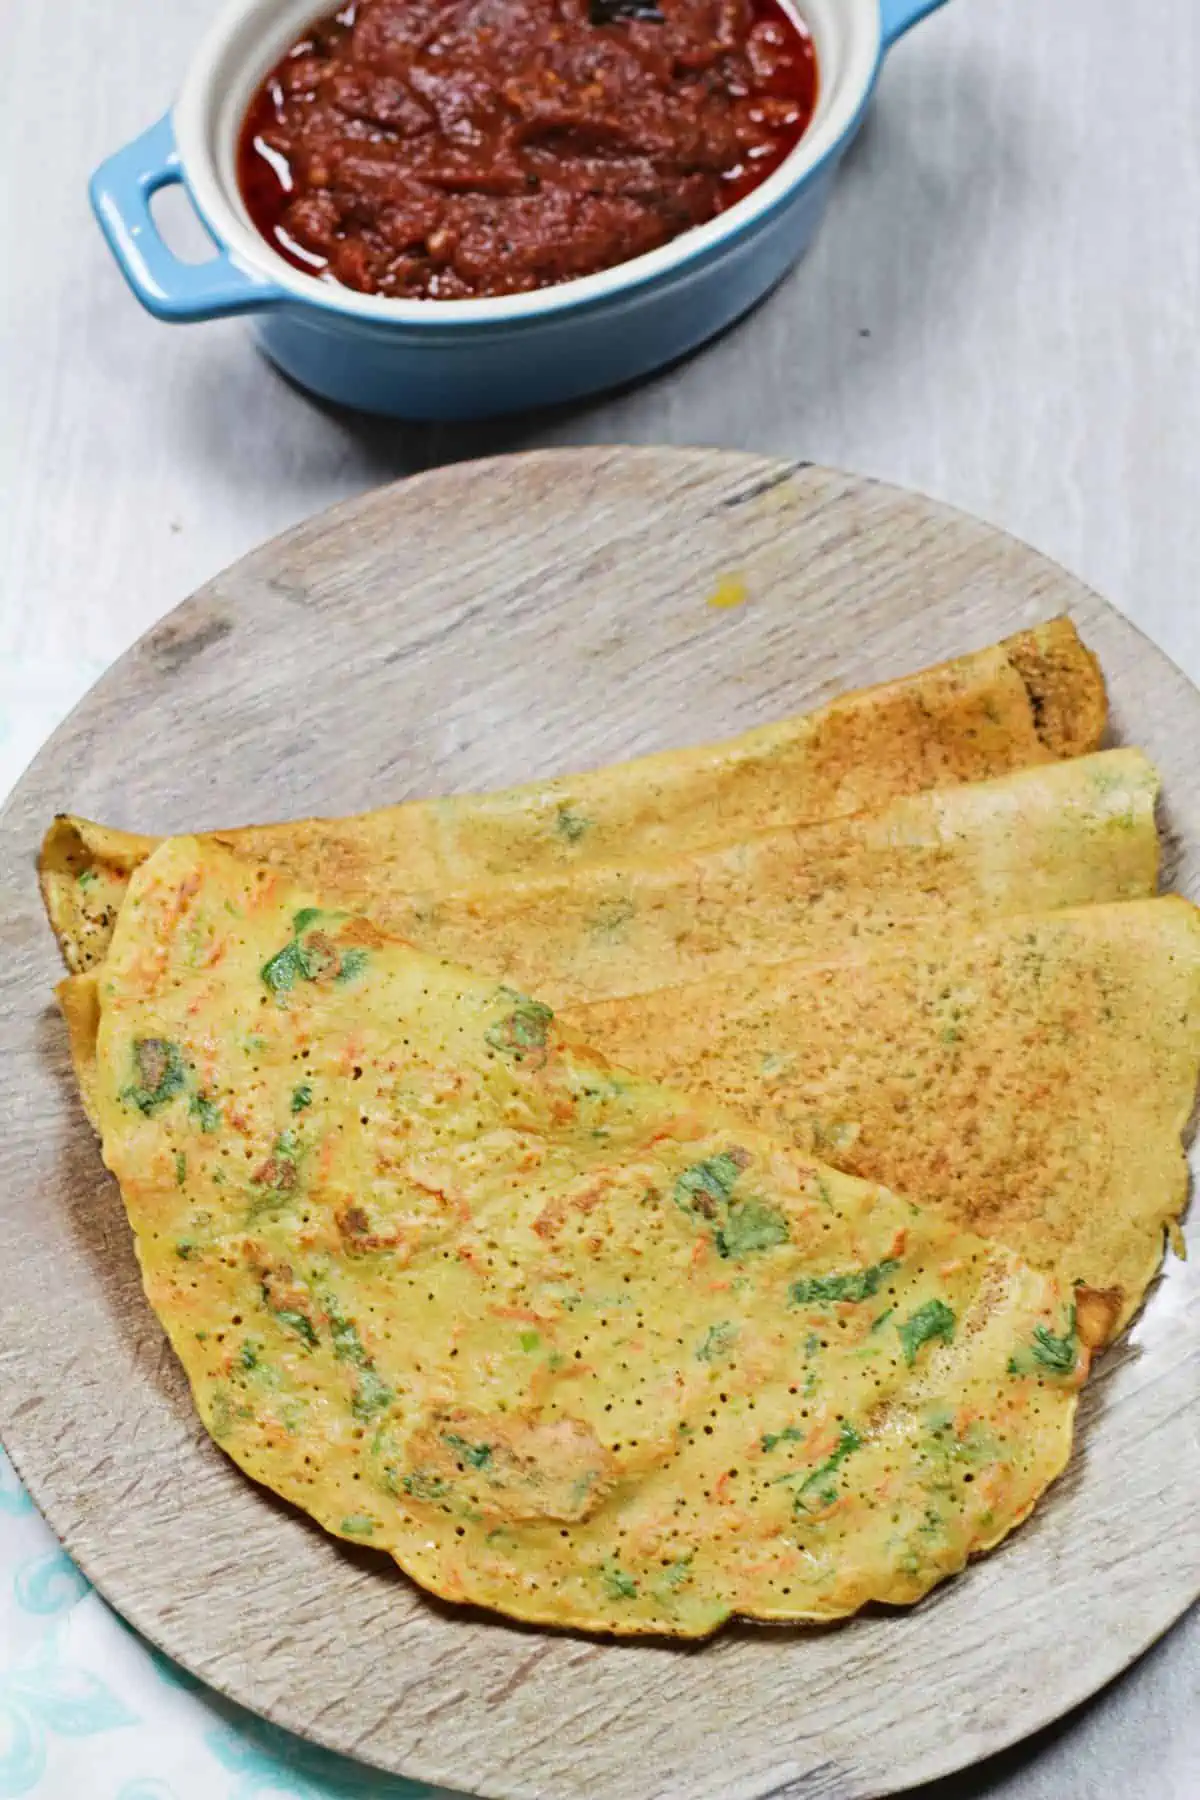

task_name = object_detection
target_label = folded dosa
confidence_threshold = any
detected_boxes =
[92,836,1090,1636]
[41,619,1105,975]
[575,900,1200,1335]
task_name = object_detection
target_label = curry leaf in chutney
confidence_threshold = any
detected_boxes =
[590,0,664,20]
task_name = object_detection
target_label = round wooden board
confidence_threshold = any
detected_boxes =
[0,450,1196,1800]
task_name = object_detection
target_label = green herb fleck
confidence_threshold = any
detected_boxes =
[262,912,360,999]
[190,1091,221,1133]
[675,1152,742,1212]
[323,1294,393,1416]
[602,1565,638,1600]
[790,1258,900,1309]
[918,1506,944,1539]
[239,1340,261,1371]
[660,1554,694,1592]
[351,1366,394,1421]
[591,895,636,937]
[925,1415,998,1478]
[261,939,307,997]
[793,1423,862,1516]
[121,1037,187,1116]
[1008,1307,1079,1378]
[290,1083,313,1113]
[696,1321,738,1363]
[556,807,590,843]
[870,1306,896,1333]
[400,1469,450,1502]
[77,868,98,890]
[518,1330,541,1353]
[174,1151,187,1188]
[485,991,554,1058]
[340,1513,376,1537]
[175,1239,194,1261]
[444,1432,493,1470]
[208,1389,233,1439]
[569,1473,597,1509]
[335,948,369,985]
[898,1298,956,1366]
[270,1304,318,1350]
[761,1425,806,1452]
[249,1131,300,1211]
[675,1151,789,1260]
[716,1200,789,1260]
[327,1302,367,1365]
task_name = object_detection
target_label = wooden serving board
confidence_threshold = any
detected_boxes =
[0,450,1196,1800]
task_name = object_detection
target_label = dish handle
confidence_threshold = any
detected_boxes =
[89,113,286,322]
[880,0,949,48]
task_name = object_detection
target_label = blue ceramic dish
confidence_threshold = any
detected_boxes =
[90,0,948,420]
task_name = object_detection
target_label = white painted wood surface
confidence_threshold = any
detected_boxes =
[1,0,1198,1794]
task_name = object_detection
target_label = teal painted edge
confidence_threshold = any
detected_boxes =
[880,0,950,49]
[88,113,285,323]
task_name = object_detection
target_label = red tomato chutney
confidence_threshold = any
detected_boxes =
[236,0,819,301]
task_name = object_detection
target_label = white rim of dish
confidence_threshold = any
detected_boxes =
[173,0,884,326]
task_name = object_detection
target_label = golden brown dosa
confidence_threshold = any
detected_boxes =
[41,619,1105,975]
[55,748,1161,1125]
[92,835,1089,1636]
[574,899,1200,1334]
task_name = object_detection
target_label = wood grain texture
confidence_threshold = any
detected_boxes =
[0,450,1196,1799]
